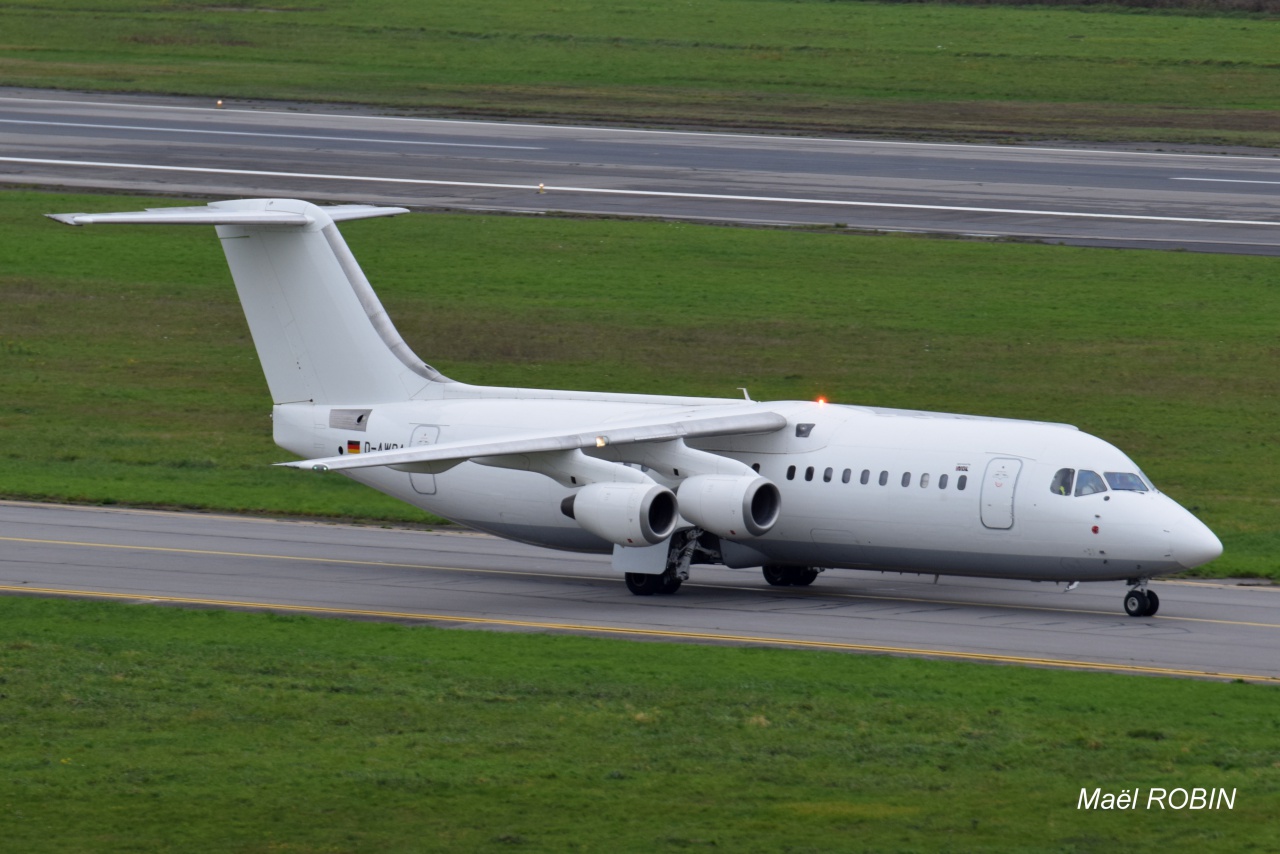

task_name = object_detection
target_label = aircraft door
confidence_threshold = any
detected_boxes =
[409,425,440,495]
[980,457,1022,530]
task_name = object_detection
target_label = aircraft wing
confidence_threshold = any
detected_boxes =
[279,408,788,472]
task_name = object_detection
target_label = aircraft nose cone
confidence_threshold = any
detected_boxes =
[1172,519,1223,569]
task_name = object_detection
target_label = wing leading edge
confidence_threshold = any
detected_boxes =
[279,409,789,473]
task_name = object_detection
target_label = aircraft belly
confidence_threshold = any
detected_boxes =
[342,461,602,548]
[748,538,1176,582]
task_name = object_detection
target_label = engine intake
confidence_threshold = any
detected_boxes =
[561,481,678,547]
[677,474,781,538]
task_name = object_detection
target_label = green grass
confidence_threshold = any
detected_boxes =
[1,189,1276,577]
[1,595,1276,852]
[2,1,1280,144]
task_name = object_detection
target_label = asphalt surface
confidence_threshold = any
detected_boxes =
[3,501,1277,683]
[3,88,1280,253]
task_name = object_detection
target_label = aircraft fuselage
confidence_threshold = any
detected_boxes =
[274,395,1219,585]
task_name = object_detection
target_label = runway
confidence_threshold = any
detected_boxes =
[4,501,1277,683]
[3,88,1280,254]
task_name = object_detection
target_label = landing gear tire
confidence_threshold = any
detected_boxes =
[625,572,664,596]
[626,570,682,596]
[763,565,819,587]
[790,568,819,587]
[1124,589,1150,617]
[1143,589,1160,617]
[763,565,793,587]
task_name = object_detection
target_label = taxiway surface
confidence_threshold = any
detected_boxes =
[3,501,1277,683]
[3,89,1280,254]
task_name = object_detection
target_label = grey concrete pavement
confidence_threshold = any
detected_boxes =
[3,501,1277,683]
[3,89,1280,253]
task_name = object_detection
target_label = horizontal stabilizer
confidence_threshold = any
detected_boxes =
[280,409,788,472]
[47,203,408,228]
[47,198,436,404]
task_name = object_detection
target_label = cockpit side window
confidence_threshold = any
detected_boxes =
[1074,470,1107,496]
[1105,472,1148,492]
[1050,468,1074,496]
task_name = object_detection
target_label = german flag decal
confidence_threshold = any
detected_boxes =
[347,440,361,455]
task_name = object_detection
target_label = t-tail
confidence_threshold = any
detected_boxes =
[49,198,446,405]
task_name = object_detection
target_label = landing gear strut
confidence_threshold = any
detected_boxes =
[1123,581,1160,617]
[762,565,820,587]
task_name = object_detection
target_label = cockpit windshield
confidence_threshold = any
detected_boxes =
[1053,468,1154,496]
[1074,470,1107,496]
[1105,472,1149,492]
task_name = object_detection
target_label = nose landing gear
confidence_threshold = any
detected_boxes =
[1123,581,1160,617]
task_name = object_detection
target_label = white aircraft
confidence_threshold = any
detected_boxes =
[50,198,1222,616]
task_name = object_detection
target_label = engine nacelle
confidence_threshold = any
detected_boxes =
[561,482,678,547]
[677,474,781,538]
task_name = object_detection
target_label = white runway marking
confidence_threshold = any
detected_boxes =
[0,118,542,150]
[1,94,1275,161]
[1172,177,1280,186]
[5,156,1280,227]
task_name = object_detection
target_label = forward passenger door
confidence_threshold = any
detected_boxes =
[980,457,1022,529]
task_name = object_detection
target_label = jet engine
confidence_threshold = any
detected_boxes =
[677,474,781,538]
[561,481,678,547]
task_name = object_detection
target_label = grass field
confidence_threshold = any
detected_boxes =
[3,1,1280,144]
[1,189,1276,578]
[1,595,1276,852]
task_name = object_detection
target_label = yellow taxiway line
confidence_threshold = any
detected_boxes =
[0,534,563,577]
[2,582,1278,684]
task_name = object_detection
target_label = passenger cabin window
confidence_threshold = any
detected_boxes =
[920,473,930,488]
[823,467,833,483]
[878,471,889,486]
[860,469,870,485]
[938,474,948,489]
[1105,472,1148,492]
[1075,470,1107,496]
[842,468,852,484]
[786,465,796,481]
[901,472,911,487]
[957,475,968,491]
[752,463,761,473]
[805,466,815,482]
[1050,468,1075,496]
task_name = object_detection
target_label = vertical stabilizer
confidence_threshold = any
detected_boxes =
[49,198,448,404]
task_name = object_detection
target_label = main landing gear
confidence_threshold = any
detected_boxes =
[624,530,699,596]
[1123,581,1160,617]
[625,570,682,596]
[762,564,820,587]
